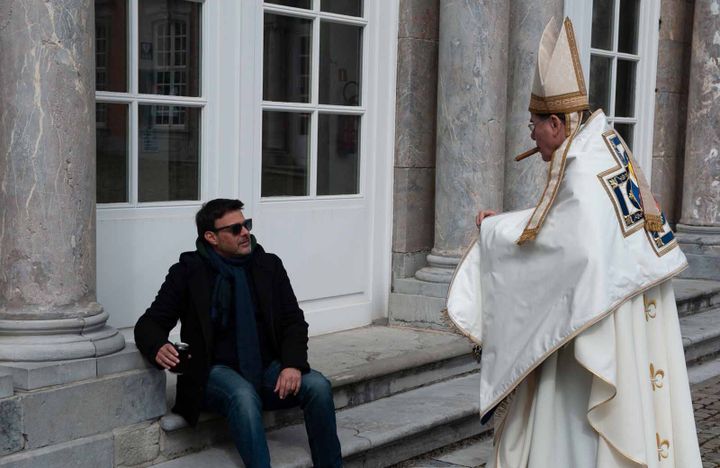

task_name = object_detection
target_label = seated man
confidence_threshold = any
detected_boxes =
[134,198,342,468]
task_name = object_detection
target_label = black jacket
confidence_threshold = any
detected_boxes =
[134,244,309,426]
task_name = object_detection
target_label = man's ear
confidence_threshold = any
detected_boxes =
[204,231,218,246]
[550,115,565,137]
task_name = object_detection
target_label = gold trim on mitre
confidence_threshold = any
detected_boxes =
[528,17,589,115]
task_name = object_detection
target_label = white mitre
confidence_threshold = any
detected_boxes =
[529,17,589,115]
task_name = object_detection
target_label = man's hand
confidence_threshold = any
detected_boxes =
[155,343,180,370]
[274,367,301,399]
[475,209,498,227]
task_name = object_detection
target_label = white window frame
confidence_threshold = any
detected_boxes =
[565,0,660,174]
[255,1,369,202]
[95,0,212,209]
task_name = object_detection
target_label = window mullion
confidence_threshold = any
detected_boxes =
[129,100,139,205]
[309,13,321,197]
[609,56,617,118]
[129,0,139,95]
[309,110,319,199]
[129,0,139,206]
[612,0,620,53]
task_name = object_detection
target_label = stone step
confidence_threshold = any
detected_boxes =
[680,307,720,364]
[673,278,720,317]
[153,302,720,467]
[152,373,487,468]
[158,326,479,457]
[397,435,493,467]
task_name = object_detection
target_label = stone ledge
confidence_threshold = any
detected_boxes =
[389,293,448,330]
[0,433,112,468]
[16,369,165,450]
[0,373,13,399]
[680,308,720,363]
[0,345,152,391]
[673,279,720,317]
[394,277,449,298]
[0,359,96,391]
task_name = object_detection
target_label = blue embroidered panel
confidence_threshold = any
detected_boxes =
[599,129,677,256]
[600,131,645,236]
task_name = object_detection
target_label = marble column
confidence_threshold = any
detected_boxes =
[0,0,125,360]
[415,0,509,283]
[503,0,564,211]
[676,0,720,280]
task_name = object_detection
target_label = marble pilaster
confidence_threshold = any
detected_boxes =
[415,0,509,283]
[0,0,125,360]
[651,0,694,223]
[392,0,439,279]
[503,0,564,211]
[676,0,720,280]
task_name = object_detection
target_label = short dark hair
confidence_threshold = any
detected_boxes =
[195,198,244,237]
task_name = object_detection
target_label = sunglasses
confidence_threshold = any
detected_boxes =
[212,218,252,235]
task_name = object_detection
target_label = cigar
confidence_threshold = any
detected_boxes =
[514,147,540,162]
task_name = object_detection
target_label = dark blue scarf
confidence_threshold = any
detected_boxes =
[197,237,263,389]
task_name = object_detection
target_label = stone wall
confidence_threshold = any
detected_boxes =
[651,0,695,224]
[392,0,440,280]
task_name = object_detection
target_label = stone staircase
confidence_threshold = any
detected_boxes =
[0,279,718,468]
[149,279,720,468]
[153,326,486,467]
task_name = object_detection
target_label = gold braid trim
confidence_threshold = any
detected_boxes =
[441,307,483,362]
[517,228,539,244]
[516,111,585,245]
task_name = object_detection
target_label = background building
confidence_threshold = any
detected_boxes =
[1,0,717,465]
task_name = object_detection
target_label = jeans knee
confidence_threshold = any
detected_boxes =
[303,372,334,403]
[226,389,262,417]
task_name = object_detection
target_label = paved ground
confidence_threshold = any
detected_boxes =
[399,375,720,468]
[694,375,720,468]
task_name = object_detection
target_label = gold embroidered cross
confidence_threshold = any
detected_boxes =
[650,363,665,391]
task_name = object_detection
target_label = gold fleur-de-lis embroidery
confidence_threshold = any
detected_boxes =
[644,295,657,321]
[656,433,670,461]
[650,363,665,391]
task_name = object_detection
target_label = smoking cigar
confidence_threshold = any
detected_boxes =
[514,147,540,162]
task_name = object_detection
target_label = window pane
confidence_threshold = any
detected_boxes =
[321,0,363,17]
[262,112,310,197]
[266,0,312,9]
[263,14,313,103]
[138,0,201,97]
[317,114,360,195]
[618,0,639,54]
[138,105,200,202]
[614,123,634,151]
[96,103,129,203]
[591,0,614,50]
[589,55,612,113]
[319,22,362,105]
[615,60,637,117]
[95,0,127,92]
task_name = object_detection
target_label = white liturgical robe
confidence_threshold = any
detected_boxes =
[446,111,702,467]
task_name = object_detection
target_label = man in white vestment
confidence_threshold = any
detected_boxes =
[446,17,703,468]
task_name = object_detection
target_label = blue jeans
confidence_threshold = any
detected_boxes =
[203,361,342,468]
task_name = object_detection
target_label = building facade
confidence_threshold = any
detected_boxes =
[0,0,717,357]
[1,0,719,465]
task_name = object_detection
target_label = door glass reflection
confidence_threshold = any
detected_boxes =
[317,114,360,195]
[264,14,313,103]
[262,111,311,197]
[319,22,362,105]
